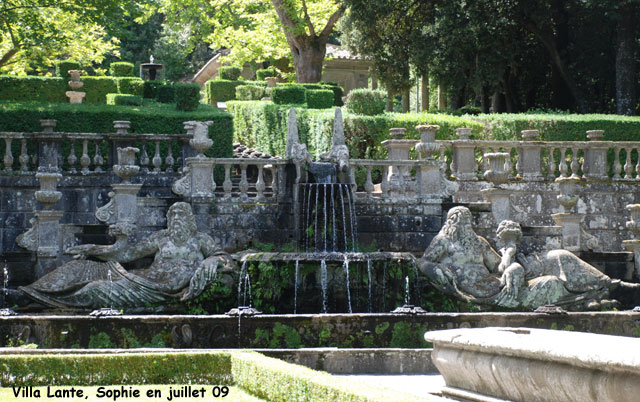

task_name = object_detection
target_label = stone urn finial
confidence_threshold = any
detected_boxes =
[586,130,604,141]
[66,70,85,104]
[389,128,406,139]
[35,172,62,209]
[521,130,539,141]
[189,121,214,157]
[415,125,440,160]
[456,127,473,140]
[265,77,278,88]
[113,147,140,182]
[555,176,581,212]
[483,152,510,186]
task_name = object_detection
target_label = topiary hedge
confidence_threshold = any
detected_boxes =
[156,84,176,103]
[319,82,344,106]
[0,76,67,103]
[143,80,164,99]
[345,88,387,116]
[81,77,118,104]
[256,67,277,81]
[106,93,143,106]
[55,60,81,81]
[116,77,144,97]
[306,89,334,109]
[109,61,135,77]
[236,85,265,101]
[175,83,201,111]
[219,66,242,81]
[205,79,245,104]
[272,84,306,105]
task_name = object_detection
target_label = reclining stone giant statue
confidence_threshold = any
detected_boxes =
[20,202,234,310]
[418,206,640,310]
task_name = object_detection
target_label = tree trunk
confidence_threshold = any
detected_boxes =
[401,90,410,113]
[616,2,637,115]
[421,73,429,112]
[480,86,490,113]
[291,39,326,83]
[437,85,447,110]
[386,89,394,112]
[491,91,505,113]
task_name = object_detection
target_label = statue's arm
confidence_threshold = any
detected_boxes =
[75,231,160,262]
[480,237,501,273]
[197,233,222,258]
[422,236,447,262]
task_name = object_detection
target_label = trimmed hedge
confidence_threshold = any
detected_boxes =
[157,84,176,103]
[319,82,344,106]
[110,62,135,77]
[236,85,265,101]
[205,79,244,104]
[345,88,387,116]
[306,89,334,109]
[106,93,143,106]
[143,80,164,99]
[220,66,243,80]
[231,352,426,402]
[272,84,306,105]
[80,77,118,104]
[256,68,277,80]
[175,83,201,111]
[0,76,67,103]
[55,60,81,81]
[116,77,144,97]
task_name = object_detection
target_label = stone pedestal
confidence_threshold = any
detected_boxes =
[65,91,86,104]
[38,120,62,174]
[481,188,511,224]
[452,128,477,181]
[34,210,64,258]
[112,184,143,223]
[381,128,418,197]
[623,240,640,280]
[584,130,608,180]
[189,158,216,200]
[518,129,543,181]
[552,213,583,251]
[417,161,442,199]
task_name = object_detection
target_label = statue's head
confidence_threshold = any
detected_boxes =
[442,206,474,239]
[496,220,522,245]
[167,202,197,244]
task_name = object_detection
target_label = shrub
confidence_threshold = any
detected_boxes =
[106,93,143,106]
[116,77,144,97]
[110,61,135,77]
[219,66,242,80]
[0,76,67,103]
[256,67,277,81]
[272,84,306,105]
[306,89,334,109]
[156,84,176,103]
[55,60,81,81]
[80,77,118,104]
[345,88,387,115]
[319,82,344,106]
[205,79,244,104]
[236,85,265,101]
[175,83,201,111]
[143,80,164,99]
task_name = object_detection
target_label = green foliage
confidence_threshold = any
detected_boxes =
[106,93,143,106]
[320,82,344,107]
[205,80,245,104]
[143,80,164,99]
[2,352,233,386]
[88,332,115,349]
[236,85,265,101]
[272,84,306,105]
[219,66,243,80]
[109,62,135,77]
[256,67,277,80]
[0,76,66,103]
[116,77,144,97]
[256,323,303,348]
[389,322,430,348]
[80,77,118,104]
[305,89,334,109]
[345,88,387,116]
[55,60,81,81]
[156,84,176,103]
[175,83,201,111]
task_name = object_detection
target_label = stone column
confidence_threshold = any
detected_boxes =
[37,119,62,174]
[518,130,543,181]
[481,152,511,223]
[96,147,142,226]
[415,125,441,198]
[551,177,583,252]
[452,128,477,181]
[382,128,418,199]
[623,204,640,279]
[583,130,608,180]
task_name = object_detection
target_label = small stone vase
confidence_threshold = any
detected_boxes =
[483,152,510,185]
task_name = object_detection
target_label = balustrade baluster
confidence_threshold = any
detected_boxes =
[559,148,568,177]
[439,146,447,173]
[93,140,104,172]
[165,141,175,173]
[482,147,490,171]
[19,139,29,172]
[152,141,162,172]
[624,147,633,179]
[636,148,640,180]
[506,147,514,177]
[613,147,622,179]
[397,164,405,199]
[381,165,390,198]
[269,166,278,198]
[364,166,374,198]
[547,147,557,180]
[67,139,77,173]
[570,147,580,178]
[80,139,90,174]
[3,138,13,173]
[223,164,232,199]
[239,164,249,200]
[256,165,266,201]
[140,142,150,173]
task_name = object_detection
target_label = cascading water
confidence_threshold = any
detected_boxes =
[343,256,352,314]
[404,276,410,305]
[367,259,372,313]
[107,271,113,309]
[2,264,8,307]
[294,259,299,314]
[321,259,328,313]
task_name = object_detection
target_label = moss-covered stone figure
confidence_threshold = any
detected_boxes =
[418,206,640,310]
[20,202,234,309]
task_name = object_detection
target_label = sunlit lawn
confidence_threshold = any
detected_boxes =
[0,385,266,402]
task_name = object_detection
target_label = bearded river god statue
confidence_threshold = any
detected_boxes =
[418,206,640,311]
[20,202,233,310]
